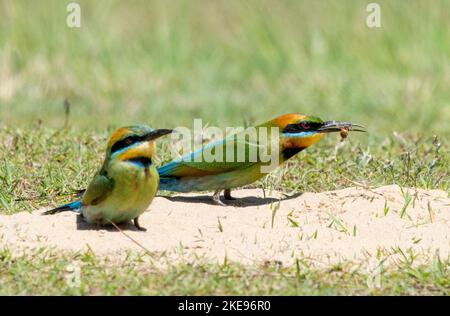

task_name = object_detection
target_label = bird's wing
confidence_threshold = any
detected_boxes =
[158,134,266,178]
[82,173,115,206]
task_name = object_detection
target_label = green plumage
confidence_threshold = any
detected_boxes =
[82,172,114,206]
[81,159,158,225]
[45,125,172,229]
[158,118,292,193]
[158,113,365,202]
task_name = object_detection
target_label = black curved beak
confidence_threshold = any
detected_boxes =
[144,129,173,141]
[317,121,366,133]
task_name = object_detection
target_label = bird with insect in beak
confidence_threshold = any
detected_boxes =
[158,114,365,205]
[44,125,173,230]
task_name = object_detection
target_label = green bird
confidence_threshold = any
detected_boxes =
[44,125,173,230]
[158,114,365,205]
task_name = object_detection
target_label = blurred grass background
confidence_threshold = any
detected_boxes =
[1,0,449,133]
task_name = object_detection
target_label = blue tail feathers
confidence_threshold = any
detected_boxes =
[43,200,82,215]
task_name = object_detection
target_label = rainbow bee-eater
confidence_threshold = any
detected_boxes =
[158,114,365,205]
[44,125,173,230]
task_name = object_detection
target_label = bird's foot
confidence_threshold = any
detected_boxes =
[133,217,147,231]
[223,189,236,200]
[212,190,227,206]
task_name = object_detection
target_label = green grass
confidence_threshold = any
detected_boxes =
[1,126,447,214]
[1,1,449,133]
[0,0,449,295]
[0,248,448,295]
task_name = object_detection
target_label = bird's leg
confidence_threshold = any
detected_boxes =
[212,190,227,206]
[133,217,147,231]
[224,189,236,200]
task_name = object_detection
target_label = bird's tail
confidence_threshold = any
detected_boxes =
[43,200,82,215]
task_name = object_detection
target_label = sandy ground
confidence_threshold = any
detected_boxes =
[1,185,449,268]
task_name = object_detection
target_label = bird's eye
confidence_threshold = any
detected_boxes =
[125,138,133,145]
[300,122,310,130]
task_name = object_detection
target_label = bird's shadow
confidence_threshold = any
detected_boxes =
[72,192,304,230]
[160,192,303,208]
[75,215,144,232]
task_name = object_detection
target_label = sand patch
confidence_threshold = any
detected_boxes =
[1,185,449,268]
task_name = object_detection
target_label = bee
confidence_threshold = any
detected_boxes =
[340,128,349,141]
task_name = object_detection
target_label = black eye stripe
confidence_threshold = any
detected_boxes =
[111,135,143,153]
[283,121,323,133]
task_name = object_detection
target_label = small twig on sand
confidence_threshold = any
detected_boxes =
[340,175,385,198]
[340,175,370,189]
[107,220,153,256]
